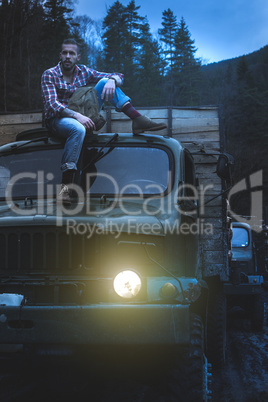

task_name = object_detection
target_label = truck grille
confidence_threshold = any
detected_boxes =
[0,227,97,274]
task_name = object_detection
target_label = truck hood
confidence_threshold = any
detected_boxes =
[0,199,165,236]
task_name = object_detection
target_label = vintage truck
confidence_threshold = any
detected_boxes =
[225,221,265,330]
[0,106,260,400]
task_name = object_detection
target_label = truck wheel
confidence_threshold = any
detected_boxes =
[250,294,264,331]
[169,314,209,401]
[207,292,227,368]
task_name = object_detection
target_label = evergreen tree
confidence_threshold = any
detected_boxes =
[41,0,75,66]
[102,1,127,73]
[124,0,144,86]
[102,1,145,96]
[0,0,80,112]
[135,19,164,105]
[173,17,201,105]
[0,0,44,111]
[158,8,178,71]
[158,9,178,105]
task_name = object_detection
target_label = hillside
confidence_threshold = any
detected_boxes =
[198,45,268,216]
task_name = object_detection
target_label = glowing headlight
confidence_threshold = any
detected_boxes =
[113,270,142,299]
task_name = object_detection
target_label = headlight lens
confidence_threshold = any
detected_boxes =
[113,270,142,299]
[160,282,178,298]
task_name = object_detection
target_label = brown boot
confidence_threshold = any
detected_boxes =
[57,184,71,206]
[132,115,167,135]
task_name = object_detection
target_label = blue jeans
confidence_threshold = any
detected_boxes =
[50,78,130,172]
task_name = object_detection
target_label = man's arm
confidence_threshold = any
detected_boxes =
[85,68,124,102]
[86,69,123,87]
[41,71,95,130]
[41,71,66,118]
[60,108,95,130]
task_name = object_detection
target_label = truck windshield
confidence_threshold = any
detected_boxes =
[0,144,172,199]
[0,148,62,200]
[82,145,171,196]
[232,227,249,248]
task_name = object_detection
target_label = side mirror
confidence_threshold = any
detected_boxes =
[216,153,235,183]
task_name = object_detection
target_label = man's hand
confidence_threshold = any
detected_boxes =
[60,108,95,131]
[75,112,96,131]
[101,79,116,101]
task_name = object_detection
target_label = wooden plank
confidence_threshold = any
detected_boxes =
[196,163,218,172]
[0,123,43,145]
[106,107,218,120]
[0,112,42,126]
[198,187,222,197]
[198,177,222,186]
[193,154,219,164]
[109,108,169,120]
[0,123,43,136]
[0,108,219,125]
[196,171,221,179]
[173,131,219,141]
[172,118,219,134]
[100,120,131,133]
[171,108,218,119]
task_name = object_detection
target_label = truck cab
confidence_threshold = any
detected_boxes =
[0,128,209,400]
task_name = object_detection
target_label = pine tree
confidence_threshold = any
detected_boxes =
[41,0,74,65]
[102,1,145,96]
[0,0,81,111]
[158,9,178,105]
[135,19,164,105]
[173,17,201,105]
[102,1,126,73]
[0,0,45,111]
[124,0,144,82]
[158,8,178,71]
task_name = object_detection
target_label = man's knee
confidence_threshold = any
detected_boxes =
[70,120,86,136]
[74,124,86,143]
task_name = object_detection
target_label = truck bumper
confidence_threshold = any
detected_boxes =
[0,304,190,346]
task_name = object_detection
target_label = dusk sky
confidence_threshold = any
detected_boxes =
[74,0,268,64]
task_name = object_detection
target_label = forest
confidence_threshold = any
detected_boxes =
[0,0,267,214]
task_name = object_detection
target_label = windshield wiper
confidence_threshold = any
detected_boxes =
[82,133,118,172]
[9,137,49,152]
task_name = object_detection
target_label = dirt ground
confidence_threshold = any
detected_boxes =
[1,293,267,402]
[212,292,268,402]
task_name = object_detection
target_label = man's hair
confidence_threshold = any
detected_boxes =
[61,38,80,53]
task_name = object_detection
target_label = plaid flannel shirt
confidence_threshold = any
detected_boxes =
[41,62,124,121]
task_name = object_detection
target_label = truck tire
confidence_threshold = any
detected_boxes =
[207,292,227,368]
[250,294,264,331]
[169,314,209,401]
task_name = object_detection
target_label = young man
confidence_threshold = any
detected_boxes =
[41,38,167,204]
